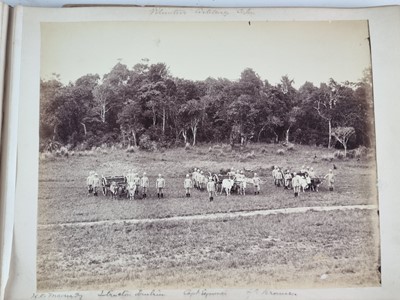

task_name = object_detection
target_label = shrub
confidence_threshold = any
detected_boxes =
[354,146,368,158]
[245,150,255,159]
[74,142,90,151]
[217,151,226,157]
[98,132,119,146]
[238,155,248,162]
[39,152,55,161]
[139,134,157,151]
[196,149,205,155]
[59,146,69,156]
[42,140,62,152]
[321,154,334,161]
[276,149,285,155]
[54,147,69,158]
[126,146,136,153]
[334,150,345,159]
[346,149,355,158]
[157,138,174,149]
[222,144,233,153]
[78,150,95,157]
[287,143,295,151]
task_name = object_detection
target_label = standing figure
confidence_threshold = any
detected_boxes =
[92,172,100,196]
[126,169,134,184]
[284,170,292,189]
[199,171,207,191]
[324,169,335,191]
[234,170,244,195]
[207,177,216,202]
[192,169,198,189]
[272,166,278,185]
[156,174,166,198]
[291,172,301,197]
[227,167,236,177]
[275,168,283,187]
[133,173,141,195]
[308,167,315,179]
[109,181,118,199]
[240,170,247,195]
[184,174,193,197]
[197,169,202,190]
[86,171,95,195]
[127,181,136,200]
[141,172,149,198]
[300,165,306,174]
[252,173,261,195]
[305,173,312,191]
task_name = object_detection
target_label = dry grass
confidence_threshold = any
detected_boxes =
[37,209,380,291]
[37,143,380,291]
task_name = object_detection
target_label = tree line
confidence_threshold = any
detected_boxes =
[40,60,374,152]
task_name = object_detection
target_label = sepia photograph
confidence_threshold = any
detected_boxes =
[37,20,380,291]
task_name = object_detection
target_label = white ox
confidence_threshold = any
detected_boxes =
[221,178,234,196]
[299,176,308,192]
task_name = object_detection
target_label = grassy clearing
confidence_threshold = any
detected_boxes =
[37,209,380,291]
[37,143,379,290]
[38,144,377,224]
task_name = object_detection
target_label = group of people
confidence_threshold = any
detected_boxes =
[86,165,335,200]
[272,165,335,197]
[188,168,262,201]
[123,171,167,199]
[184,169,217,201]
[86,170,166,199]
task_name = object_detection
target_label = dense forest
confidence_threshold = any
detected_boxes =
[40,60,374,152]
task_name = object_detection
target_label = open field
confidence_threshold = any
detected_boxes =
[37,144,380,291]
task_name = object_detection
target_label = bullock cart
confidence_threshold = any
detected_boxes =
[102,175,128,198]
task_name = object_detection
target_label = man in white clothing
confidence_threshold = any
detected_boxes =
[156,174,166,198]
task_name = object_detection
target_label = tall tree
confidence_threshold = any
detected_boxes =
[227,94,258,146]
[179,98,206,146]
[92,63,130,125]
[74,74,100,136]
[277,76,300,143]
[117,99,144,147]
[331,126,355,156]
[137,62,174,136]
[40,79,64,142]
[313,79,346,148]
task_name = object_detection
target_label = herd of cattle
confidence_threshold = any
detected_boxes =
[86,166,335,200]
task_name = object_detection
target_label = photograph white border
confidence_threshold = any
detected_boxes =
[4,5,400,300]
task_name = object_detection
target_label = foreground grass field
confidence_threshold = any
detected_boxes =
[37,143,380,291]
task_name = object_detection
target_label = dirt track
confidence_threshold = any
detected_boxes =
[38,204,378,228]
